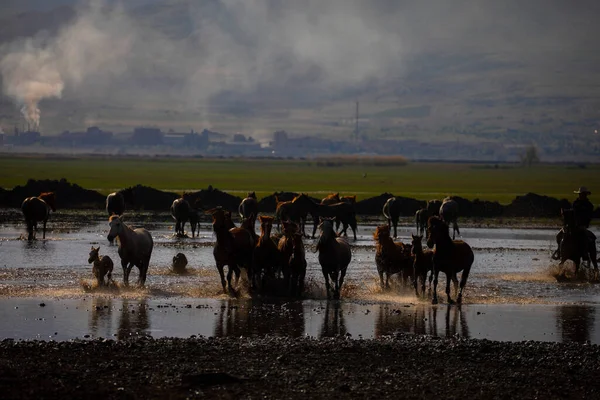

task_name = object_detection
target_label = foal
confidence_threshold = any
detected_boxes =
[88,246,114,287]
[411,234,433,297]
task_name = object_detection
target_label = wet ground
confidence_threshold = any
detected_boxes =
[1,209,599,343]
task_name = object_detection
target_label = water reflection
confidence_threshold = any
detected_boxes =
[213,299,305,337]
[88,297,114,337]
[374,305,469,338]
[117,299,150,339]
[319,301,347,338]
[556,305,596,343]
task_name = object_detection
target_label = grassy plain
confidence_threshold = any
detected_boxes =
[2,155,599,204]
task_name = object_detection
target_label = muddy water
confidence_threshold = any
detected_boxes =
[1,210,599,342]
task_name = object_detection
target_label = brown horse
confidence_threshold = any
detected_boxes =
[253,216,281,290]
[275,194,316,237]
[88,246,114,287]
[411,234,433,297]
[107,215,153,286]
[278,221,307,297]
[315,218,352,299]
[321,193,341,205]
[427,216,474,304]
[206,208,254,294]
[21,192,56,241]
[374,225,413,290]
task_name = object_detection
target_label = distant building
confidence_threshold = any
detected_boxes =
[131,127,163,146]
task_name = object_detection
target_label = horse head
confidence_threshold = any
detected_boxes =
[426,216,449,248]
[39,192,57,212]
[248,191,257,199]
[373,225,391,243]
[259,215,274,237]
[88,246,99,263]
[107,215,124,242]
[411,234,423,255]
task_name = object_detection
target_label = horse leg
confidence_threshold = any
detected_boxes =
[322,267,332,299]
[393,220,398,239]
[421,272,427,297]
[26,219,33,241]
[385,273,391,290]
[451,273,459,297]
[454,220,460,239]
[330,269,340,299]
[446,273,455,304]
[42,219,47,239]
[311,213,319,239]
[413,268,419,296]
[216,262,227,293]
[350,219,358,241]
[457,266,472,304]
[337,268,347,300]
[589,243,598,280]
[379,270,385,291]
[121,260,130,286]
[432,268,440,304]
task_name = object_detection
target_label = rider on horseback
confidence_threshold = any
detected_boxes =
[553,186,596,261]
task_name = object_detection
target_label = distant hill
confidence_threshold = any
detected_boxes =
[0,0,599,161]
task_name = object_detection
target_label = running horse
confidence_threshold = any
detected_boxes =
[374,224,413,290]
[207,207,255,294]
[21,192,56,241]
[315,218,352,299]
[107,215,153,286]
[278,221,307,297]
[558,208,598,279]
[275,194,317,238]
[426,216,474,304]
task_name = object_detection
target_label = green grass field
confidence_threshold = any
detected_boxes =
[2,155,599,204]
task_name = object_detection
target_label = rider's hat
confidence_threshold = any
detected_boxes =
[574,186,592,195]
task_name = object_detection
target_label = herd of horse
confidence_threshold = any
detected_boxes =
[18,189,596,303]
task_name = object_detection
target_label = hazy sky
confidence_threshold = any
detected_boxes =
[1,0,599,128]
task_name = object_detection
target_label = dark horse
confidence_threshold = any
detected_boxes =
[239,192,258,224]
[558,208,598,279]
[415,208,430,236]
[411,234,433,297]
[427,216,474,304]
[106,187,135,216]
[275,194,315,237]
[439,197,460,239]
[383,197,400,238]
[21,192,56,241]
[374,225,413,290]
[171,197,194,237]
[315,218,352,299]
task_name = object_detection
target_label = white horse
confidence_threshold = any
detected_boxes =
[107,215,153,286]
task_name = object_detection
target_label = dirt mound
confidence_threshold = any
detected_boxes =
[355,193,394,215]
[504,192,570,218]
[447,196,503,217]
[130,185,179,211]
[184,186,243,212]
[0,178,105,209]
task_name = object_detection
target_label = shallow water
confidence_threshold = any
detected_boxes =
[1,209,599,342]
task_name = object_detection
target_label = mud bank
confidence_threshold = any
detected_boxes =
[3,179,598,218]
[1,335,600,399]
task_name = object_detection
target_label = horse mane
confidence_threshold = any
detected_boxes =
[109,215,121,222]
[341,195,356,203]
[248,192,257,199]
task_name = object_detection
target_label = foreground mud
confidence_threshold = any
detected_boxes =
[1,335,599,399]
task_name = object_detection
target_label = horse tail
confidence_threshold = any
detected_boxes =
[382,198,394,219]
[238,201,244,219]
